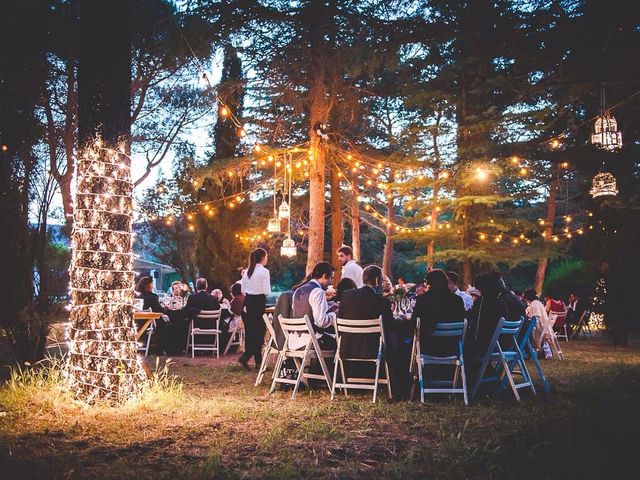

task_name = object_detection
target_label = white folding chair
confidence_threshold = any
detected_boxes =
[223,315,245,355]
[255,314,283,386]
[269,315,334,399]
[331,316,391,403]
[186,309,222,358]
[546,314,565,359]
[414,318,469,405]
[134,308,154,357]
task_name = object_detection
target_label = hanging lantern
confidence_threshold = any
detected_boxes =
[267,215,281,233]
[591,115,622,150]
[281,237,297,257]
[278,200,290,220]
[590,172,618,198]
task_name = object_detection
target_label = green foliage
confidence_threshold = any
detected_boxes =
[543,259,598,297]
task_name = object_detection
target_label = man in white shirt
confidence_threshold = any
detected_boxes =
[447,271,474,311]
[337,245,364,288]
[290,262,337,350]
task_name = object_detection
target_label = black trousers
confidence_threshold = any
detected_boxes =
[240,294,266,366]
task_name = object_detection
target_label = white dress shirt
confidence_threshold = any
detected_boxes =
[342,260,364,288]
[454,288,474,311]
[241,263,271,296]
[288,280,335,350]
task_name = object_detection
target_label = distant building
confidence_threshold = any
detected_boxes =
[133,257,178,293]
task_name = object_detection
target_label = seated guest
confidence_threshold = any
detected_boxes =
[339,265,411,400]
[466,272,508,359]
[492,272,527,321]
[290,262,337,351]
[186,278,221,317]
[136,276,164,313]
[271,274,311,351]
[166,281,187,311]
[412,269,466,356]
[545,291,567,332]
[566,290,588,328]
[523,289,553,359]
[229,282,245,331]
[447,271,474,311]
[135,276,169,354]
[335,277,356,303]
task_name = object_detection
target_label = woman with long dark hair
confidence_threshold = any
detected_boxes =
[239,248,271,370]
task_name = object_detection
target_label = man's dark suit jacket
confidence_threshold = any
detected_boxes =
[186,291,221,325]
[337,286,396,358]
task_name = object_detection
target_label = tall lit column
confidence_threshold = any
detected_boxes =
[68,140,143,402]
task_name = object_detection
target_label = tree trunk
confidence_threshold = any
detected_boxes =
[351,183,361,262]
[427,184,439,271]
[330,165,343,281]
[382,188,394,280]
[304,0,330,273]
[70,0,142,402]
[534,163,559,293]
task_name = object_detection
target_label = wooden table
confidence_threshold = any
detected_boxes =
[133,311,163,341]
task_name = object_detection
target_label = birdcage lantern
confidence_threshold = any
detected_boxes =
[591,114,622,150]
[267,214,281,233]
[280,236,297,257]
[278,199,290,220]
[590,172,618,199]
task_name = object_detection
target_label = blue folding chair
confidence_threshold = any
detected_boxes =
[468,317,506,401]
[520,316,551,395]
[415,319,468,405]
[469,317,531,401]
[496,316,537,398]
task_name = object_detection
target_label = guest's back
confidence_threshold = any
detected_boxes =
[411,287,466,356]
[186,290,221,317]
[338,286,394,326]
[498,289,527,321]
[138,290,163,313]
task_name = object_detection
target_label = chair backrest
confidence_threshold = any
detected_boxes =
[335,317,383,335]
[432,321,466,336]
[262,314,279,348]
[518,316,536,351]
[279,315,312,335]
[195,309,220,329]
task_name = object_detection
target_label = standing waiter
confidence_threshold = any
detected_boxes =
[239,248,271,370]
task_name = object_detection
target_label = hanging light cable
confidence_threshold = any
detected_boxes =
[281,153,297,257]
[267,154,281,233]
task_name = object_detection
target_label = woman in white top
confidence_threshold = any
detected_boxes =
[239,248,271,370]
[523,289,553,358]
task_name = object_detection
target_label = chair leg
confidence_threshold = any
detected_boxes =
[224,327,236,356]
[185,323,191,356]
[500,356,520,401]
[418,360,425,403]
[385,360,393,399]
[191,331,195,358]
[373,355,382,404]
[255,347,270,387]
[269,352,286,394]
[145,330,152,357]
[331,352,340,400]
[292,350,309,399]
[460,359,469,406]
[317,353,333,391]
[339,358,348,396]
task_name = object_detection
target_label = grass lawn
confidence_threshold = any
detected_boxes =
[0,336,639,479]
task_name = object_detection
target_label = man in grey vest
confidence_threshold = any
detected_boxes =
[291,261,337,351]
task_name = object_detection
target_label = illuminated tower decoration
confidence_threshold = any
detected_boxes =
[266,156,281,233]
[68,140,144,402]
[590,171,618,199]
[591,114,622,150]
[280,156,297,257]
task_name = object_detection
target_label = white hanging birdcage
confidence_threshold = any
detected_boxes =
[591,114,622,150]
[280,237,297,257]
[267,215,281,233]
[278,200,290,220]
[590,172,618,198]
